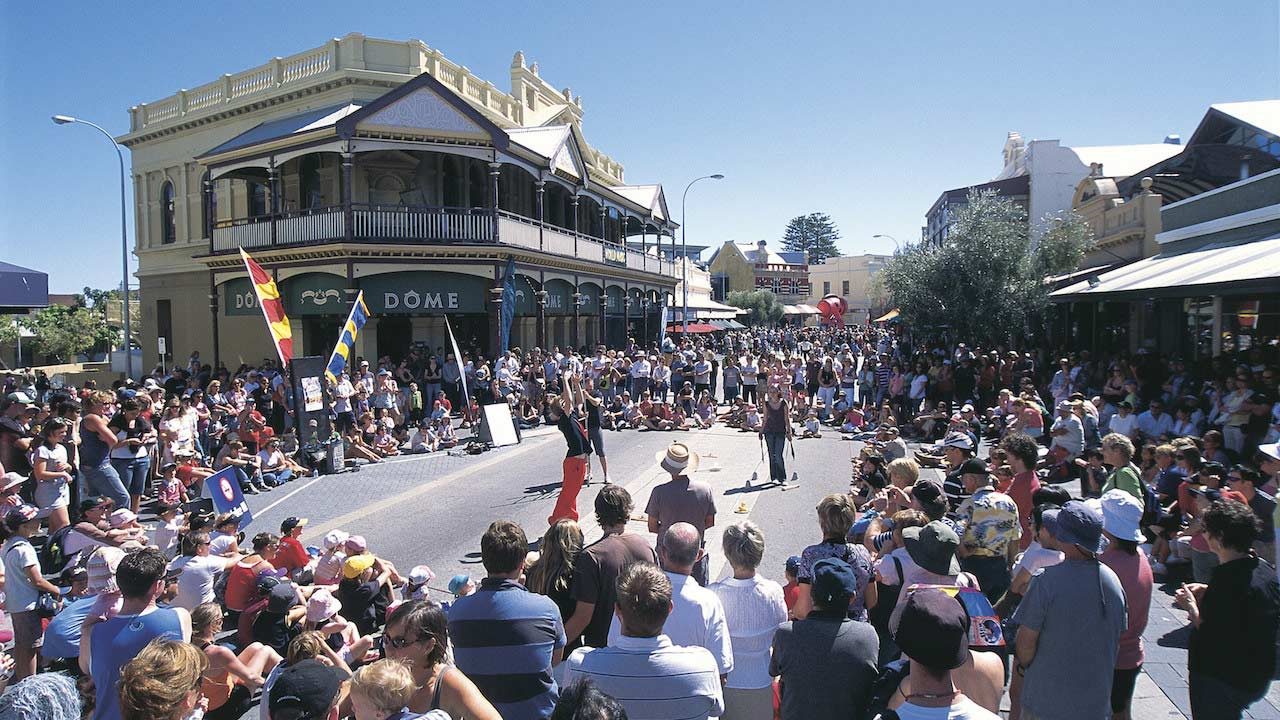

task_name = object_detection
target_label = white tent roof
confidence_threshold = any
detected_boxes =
[1051,235,1280,299]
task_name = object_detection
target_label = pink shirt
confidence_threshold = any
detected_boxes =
[1100,546,1152,669]
[1007,470,1041,550]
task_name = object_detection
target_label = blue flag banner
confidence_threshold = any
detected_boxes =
[658,301,670,350]
[325,291,369,383]
[202,466,254,530]
[498,257,517,355]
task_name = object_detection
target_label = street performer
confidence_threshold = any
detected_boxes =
[549,374,592,525]
[761,387,794,487]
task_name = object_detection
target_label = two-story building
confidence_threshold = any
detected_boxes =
[706,240,813,321]
[118,34,682,368]
[806,253,892,325]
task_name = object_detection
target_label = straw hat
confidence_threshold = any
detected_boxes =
[656,442,700,474]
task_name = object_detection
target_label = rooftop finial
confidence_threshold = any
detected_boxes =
[512,51,525,68]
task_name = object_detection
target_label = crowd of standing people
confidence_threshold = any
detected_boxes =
[0,321,1275,720]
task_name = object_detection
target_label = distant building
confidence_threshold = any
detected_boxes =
[924,131,1182,247]
[806,254,892,325]
[1052,101,1280,356]
[707,240,810,301]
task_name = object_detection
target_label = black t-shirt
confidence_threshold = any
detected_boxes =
[1189,556,1280,693]
[336,578,388,636]
[252,611,301,657]
[108,414,153,443]
[558,412,591,457]
[585,401,603,430]
[571,532,657,648]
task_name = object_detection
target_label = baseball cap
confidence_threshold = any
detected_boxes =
[912,480,947,511]
[893,588,969,671]
[958,458,988,476]
[785,555,802,574]
[160,461,178,473]
[5,391,32,405]
[3,504,38,531]
[345,535,367,555]
[1259,443,1280,462]
[810,558,857,607]
[942,433,974,451]
[268,659,346,718]
[281,516,308,534]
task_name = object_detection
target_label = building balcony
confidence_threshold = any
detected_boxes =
[210,204,678,278]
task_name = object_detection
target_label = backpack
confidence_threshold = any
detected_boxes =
[865,658,910,719]
[1139,473,1162,528]
[38,525,77,576]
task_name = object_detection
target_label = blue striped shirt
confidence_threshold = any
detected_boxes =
[448,578,566,720]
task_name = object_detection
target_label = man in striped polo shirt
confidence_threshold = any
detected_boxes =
[566,562,723,720]
[448,520,566,719]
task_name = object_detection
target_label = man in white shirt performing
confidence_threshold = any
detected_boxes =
[630,354,653,400]
[567,561,723,720]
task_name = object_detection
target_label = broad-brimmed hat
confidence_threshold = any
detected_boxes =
[903,521,962,576]
[1,472,26,492]
[656,442,700,474]
[305,588,343,623]
[1098,489,1144,542]
[1046,500,1106,554]
[108,508,137,528]
[86,546,126,595]
[893,587,969,670]
[322,530,348,551]
[345,535,367,555]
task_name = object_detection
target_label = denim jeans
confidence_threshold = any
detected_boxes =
[110,457,151,498]
[1189,672,1267,720]
[83,463,129,509]
[262,468,294,487]
[764,431,787,484]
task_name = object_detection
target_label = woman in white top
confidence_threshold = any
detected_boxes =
[158,399,195,464]
[30,418,74,531]
[709,521,787,720]
[169,531,237,611]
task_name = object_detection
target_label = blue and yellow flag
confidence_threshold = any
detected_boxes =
[325,291,369,383]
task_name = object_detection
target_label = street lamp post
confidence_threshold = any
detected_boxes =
[53,114,133,379]
[873,233,902,253]
[681,174,724,335]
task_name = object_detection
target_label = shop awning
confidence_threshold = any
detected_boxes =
[724,319,747,330]
[782,304,820,316]
[873,308,900,322]
[1051,235,1280,301]
[0,262,49,313]
[667,323,720,334]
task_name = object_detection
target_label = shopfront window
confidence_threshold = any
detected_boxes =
[1184,297,1215,359]
[1221,296,1279,354]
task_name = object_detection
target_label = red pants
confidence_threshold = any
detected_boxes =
[550,456,588,525]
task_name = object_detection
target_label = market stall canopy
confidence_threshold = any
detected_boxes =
[667,323,720,334]
[0,262,49,313]
[1050,235,1280,301]
[873,308,900,322]
[782,304,820,315]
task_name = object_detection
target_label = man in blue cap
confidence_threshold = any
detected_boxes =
[770,558,878,720]
[1013,500,1126,720]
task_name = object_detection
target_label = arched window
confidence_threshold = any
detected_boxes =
[161,180,176,244]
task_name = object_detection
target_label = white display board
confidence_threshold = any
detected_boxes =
[481,403,520,447]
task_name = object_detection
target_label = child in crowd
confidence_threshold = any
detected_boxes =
[801,408,822,438]
[782,556,801,619]
[406,382,424,424]
[153,503,184,560]
[436,417,457,449]
[210,513,243,557]
[156,461,189,506]
[444,573,475,612]
[741,404,762,432]
[1074,448,1107,498]
[373,425,400,457]
[314,530,349,586]
[409,420,437,454]
[304,588,374,665]
[350,659,418,720]
[109,509,149,545]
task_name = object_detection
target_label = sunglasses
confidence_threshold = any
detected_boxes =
[384,632,427,649]
[1227,475,1243,482]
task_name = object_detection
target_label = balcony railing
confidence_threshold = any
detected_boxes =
[210,205,676,277]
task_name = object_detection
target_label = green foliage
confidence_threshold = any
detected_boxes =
[0,317,19,348]
[726,289,785,326]
[781,212,842,264]
[15,303,119,363]
[878,190,1091,345]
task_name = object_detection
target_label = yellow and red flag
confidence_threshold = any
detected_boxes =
[239,248,293,364]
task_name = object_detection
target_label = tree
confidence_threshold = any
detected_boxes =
[878,190,1091,346]
[726,289,785,326]
[19,304,118,363]
[781,213,841,264]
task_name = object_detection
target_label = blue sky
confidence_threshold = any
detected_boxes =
[2,1,1277,292]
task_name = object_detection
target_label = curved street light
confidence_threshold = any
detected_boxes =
[873,233,902,253]
[52,114,133,378]
[681,174,724,334]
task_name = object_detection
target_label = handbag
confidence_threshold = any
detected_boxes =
[5,540,61,618]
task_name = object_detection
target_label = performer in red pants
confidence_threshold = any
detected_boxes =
[549,373,592,525]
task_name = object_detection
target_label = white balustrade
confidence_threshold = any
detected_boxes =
[354,207,493,242]
[212,221,272,252]
[276,209,343,245]
[543,226,578,256]
[497,215,540,250]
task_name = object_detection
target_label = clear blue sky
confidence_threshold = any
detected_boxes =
[2,2,1277,292]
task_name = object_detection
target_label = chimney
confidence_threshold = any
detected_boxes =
[1163,134,1181,145]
